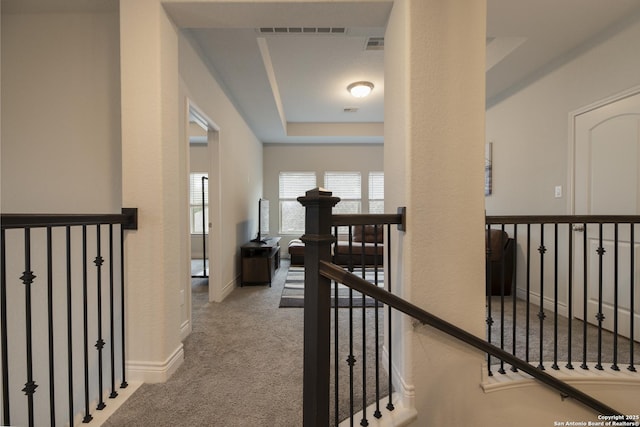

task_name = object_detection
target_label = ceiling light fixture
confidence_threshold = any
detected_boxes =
[347,81,374,98]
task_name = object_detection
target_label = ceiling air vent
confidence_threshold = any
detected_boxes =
[258,27,346,34]
[344,107,359,113]
[365,36,384,51]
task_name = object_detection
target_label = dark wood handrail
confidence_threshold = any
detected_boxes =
[1,208,138,230]
[318,260,623,417]
[487,215,640,225]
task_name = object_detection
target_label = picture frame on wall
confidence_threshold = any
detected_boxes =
[485,142,493,196]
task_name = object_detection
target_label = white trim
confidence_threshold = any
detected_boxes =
[381,344,416,413]
[73,380,143,426]
[481,362,640,393]
[180,318,191,341]
[515,287,569,317]
[126,344,184,383]
[338,393,417,427]
[214,275,238,302]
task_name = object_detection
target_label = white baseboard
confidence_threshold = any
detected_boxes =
[515,287,568,317]
[180,318,191,341]
[83,380,143,426]
[126,344,184,383]
[381,344,416,411]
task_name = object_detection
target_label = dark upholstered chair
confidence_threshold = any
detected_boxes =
[486,229,515,295]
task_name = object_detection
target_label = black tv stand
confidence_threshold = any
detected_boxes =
[240,237,281,287]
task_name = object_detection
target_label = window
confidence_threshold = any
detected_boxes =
[368,172,384,213]
[279,172,317,234]
[190,173,208,234]
[324,172,361,215]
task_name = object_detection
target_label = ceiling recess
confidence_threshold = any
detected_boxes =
[258,27,347,34]
[365,36,384,50]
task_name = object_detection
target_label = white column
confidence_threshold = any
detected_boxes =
[119,0,184,382]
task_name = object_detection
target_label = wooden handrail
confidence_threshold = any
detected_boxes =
[1,208,138,230]
[486,215,640,225]
[318,260,623,417]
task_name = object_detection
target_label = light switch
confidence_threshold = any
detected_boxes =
[554,185,562,198]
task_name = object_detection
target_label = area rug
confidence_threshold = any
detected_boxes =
[279,265,384,308]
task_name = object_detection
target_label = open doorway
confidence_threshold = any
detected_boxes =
[186,101,222,313]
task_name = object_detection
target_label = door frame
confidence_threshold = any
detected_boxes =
[568,84,640,214]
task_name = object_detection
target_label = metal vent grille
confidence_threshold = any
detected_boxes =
[365,36,384,50]
[258,27,347,34]
[343,107,359,113]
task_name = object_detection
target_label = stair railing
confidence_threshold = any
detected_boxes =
[1,209,137,426]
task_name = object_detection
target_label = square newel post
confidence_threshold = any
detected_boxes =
[298,188,340,427]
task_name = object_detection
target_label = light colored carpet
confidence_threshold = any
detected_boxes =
[279,265,384,308]
[104,260,389,427]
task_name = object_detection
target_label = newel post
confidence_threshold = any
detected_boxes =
[298,188,340,427]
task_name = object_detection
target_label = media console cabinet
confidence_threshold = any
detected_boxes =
[240,237,281,286]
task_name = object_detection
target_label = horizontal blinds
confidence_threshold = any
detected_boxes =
[369,172,384,200]
[324,172,361,199]
[279,172,317,198]
[190,173,208,204]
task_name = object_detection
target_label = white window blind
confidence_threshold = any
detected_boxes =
[324,172,361,215]
[279,172,317,234]
[369,171,384,214]
[190,173,209,234]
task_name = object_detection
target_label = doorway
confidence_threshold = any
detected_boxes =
[571,87,640,340]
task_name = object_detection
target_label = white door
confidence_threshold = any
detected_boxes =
[573,90,640,341]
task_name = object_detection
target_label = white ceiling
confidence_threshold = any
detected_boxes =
[6,0,640,144]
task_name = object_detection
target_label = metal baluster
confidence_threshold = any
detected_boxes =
[581,223,588,370]
[82,225,93,423]
[552,224,559,370]
[510,225,518,373]
[385,224,394,412]
[612,224,619,371]
[526,224,531,363]
[485,226,493,375]
[109,225,119,398]
[373,225,382,419]
[566,224,574,370]
[46,227,57,425]
[360,228,368,426]
[21,228,37,427]
[120,226,129,389]
[629,223,636,373]
[66,227,74,426]
[95,226,106,410]
[1,229,10,426]
[538,224,546,370]
[498,225,506,375]
[333,226,339,427]
[347,226,355,426]
[595,224,605,370]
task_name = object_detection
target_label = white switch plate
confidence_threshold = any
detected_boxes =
[554,185,562,198]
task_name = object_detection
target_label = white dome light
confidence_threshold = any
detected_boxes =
[347,81,374,98]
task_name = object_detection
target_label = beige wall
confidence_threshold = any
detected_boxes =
[263,143,383,253]
[1,9,121,213]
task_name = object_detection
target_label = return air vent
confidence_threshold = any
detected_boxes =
[258,27,347,34]
[365,36,384,51]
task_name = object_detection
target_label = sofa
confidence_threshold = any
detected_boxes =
[288,225,384,267]
[486,229,515,296]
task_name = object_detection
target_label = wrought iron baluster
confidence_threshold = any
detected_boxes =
[348,226,355,426]
[552,224,559,370]
[120,226,129,388]
[498,224,506,375]
[82,225,93,423]
[510,225,518,373]
[537,224,546,370]
[1,229,10,426]
[612,224,619,371]
[95,225,106,410]
[21,228,38,427]
[581,223,589,370]
[333,226,339,427]
[526,224,531,363]
[66,226,75,426]
[109,225,118,398]
[566,224,574,370]
[485,225,493,375]
[360,228,368,426]
[629,223,636,373]
[373,225,382,419]
[385,224,394,412]
[46,227,57,425]
[595,223,605,370]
